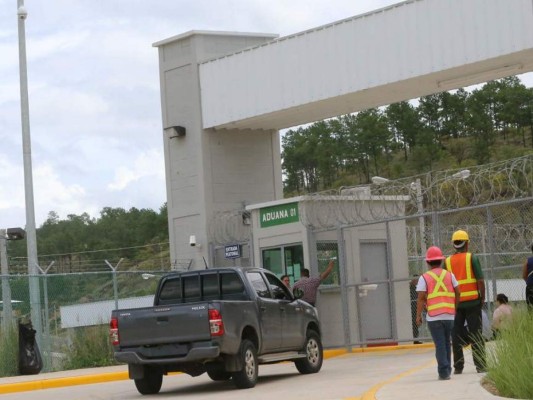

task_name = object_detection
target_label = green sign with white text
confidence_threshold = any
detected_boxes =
[260,202,299,228]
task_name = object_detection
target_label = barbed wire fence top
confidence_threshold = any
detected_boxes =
[299,154,533,230]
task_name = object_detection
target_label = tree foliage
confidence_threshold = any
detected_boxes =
[282,78,533,194]
[7,204,169,272]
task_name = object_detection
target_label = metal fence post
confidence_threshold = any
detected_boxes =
[0,230,13,333]
[486,207,497,317]
[336,227,351,349]
[36,261,54,372]
[105,259,124,310]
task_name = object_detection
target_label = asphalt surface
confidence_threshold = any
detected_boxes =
[0,344,508,400]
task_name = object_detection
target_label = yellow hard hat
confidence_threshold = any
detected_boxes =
[452,230,469,242]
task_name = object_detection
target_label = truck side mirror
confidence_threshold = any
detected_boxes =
[293,287,304,299]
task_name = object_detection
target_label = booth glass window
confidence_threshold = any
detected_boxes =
[261,244,304,287]
[317,241,340,286]
[262,248,282,276]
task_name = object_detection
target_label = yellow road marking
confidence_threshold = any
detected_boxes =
[0,372,129,394]
[360,359,436,400]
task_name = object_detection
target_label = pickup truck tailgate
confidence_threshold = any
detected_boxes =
[116,303,211,347]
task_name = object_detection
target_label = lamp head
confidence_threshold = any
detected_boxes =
[371,176,389,185]
[6,227,25,240]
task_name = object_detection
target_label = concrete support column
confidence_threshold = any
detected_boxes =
[154,31,283,269]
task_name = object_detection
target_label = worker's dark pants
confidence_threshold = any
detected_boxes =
[526,284,533,306]
[452,304,486,372]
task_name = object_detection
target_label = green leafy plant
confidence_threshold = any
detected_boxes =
[63,325,119,370]
[0,325,19,377]
[486,306,533,399]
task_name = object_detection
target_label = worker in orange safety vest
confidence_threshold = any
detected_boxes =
[445,229,486,374]
[416,246,460,380]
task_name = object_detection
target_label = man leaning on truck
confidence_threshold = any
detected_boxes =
[293,258,336,306]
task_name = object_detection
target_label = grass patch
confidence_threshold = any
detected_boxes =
[0,325,19,377]
[63,325,119,370]
[486,307,533,399]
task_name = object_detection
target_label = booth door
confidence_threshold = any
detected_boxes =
[359,241,393,342]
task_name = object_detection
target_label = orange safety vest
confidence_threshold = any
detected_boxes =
[445,252,479,302]
[423,268,456,317]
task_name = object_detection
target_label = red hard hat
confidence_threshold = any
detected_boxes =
[425,246,445,262]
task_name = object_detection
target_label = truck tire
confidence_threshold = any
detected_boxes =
[231,339,258,389]
[206,364,232,381]
[295,330,323,374]
[134,368,163,395]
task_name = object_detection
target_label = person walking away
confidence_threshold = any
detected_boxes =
[522,244,533,306]
[491,293,512,338]
[293,258,335,306]
[416,246,460,380]
[445,229,487,374]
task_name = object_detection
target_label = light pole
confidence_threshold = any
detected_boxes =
[451,169,471,180]
[410,178,426,266]
[0,227,26,333]
[16,0,42,344]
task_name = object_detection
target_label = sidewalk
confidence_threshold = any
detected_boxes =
[0,345,505,399]
[369,347,508,400]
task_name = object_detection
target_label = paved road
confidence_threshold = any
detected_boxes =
[1,345,500,400]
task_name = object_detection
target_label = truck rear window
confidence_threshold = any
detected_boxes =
[157,271,247,304]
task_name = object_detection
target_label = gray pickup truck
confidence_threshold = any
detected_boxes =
[110,267,323,394]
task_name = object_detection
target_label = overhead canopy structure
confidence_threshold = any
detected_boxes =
[199,0,533,131]
[154,0,533,269]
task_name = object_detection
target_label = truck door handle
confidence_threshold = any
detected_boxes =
[156,316,168,322]
[260,306,267,312]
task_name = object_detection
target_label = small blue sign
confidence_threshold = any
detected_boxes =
[224,244,241,259]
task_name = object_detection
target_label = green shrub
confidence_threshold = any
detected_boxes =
[0,326,19,377]
[63,325,119,370]
[486,307,533,399]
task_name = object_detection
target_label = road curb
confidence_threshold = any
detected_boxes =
[0,371,129,395]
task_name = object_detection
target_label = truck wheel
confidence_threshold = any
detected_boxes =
[231,339,258,389]
[295,330,323,374]
[134,368,163,395]
[206,364,232,381]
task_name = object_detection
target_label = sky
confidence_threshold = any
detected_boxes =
[1,0,532,230]
[0,0,406,229]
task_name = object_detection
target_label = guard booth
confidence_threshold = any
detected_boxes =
[245,191,413,348]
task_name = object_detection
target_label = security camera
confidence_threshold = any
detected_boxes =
[18,6,28,20]
[189,235,197,247]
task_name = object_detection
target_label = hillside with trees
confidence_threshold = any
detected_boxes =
[7,204,169,273]
[282,76,533,194]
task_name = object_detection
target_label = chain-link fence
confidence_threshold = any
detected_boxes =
[310,203,530,348]
[0,269,171,376]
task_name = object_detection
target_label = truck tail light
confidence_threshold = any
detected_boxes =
[208,309,225,337]
[109,317,120,345]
